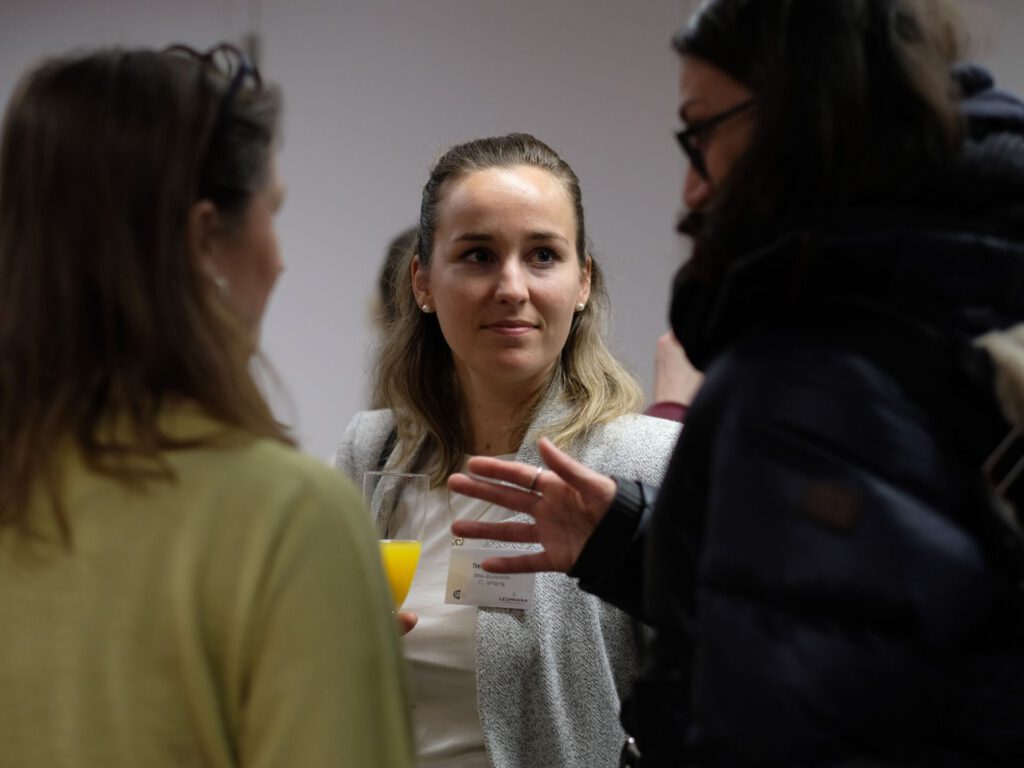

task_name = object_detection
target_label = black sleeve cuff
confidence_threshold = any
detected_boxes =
[570,476,648,582]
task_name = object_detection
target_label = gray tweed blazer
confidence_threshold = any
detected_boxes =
[335,395,679,768]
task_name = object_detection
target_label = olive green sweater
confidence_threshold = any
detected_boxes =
[0,403,412,767]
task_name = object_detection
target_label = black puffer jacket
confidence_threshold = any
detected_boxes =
[572,66,1024,766]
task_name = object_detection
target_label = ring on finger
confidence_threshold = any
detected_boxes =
[526,465,544,493]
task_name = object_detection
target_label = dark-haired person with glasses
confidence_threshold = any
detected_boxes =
[448,1,1024,765]
[0,45,411,767]
[675,94,753,202]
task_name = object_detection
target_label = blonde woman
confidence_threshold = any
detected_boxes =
[336,133,679,768]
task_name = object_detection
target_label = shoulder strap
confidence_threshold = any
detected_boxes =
[375,428,398,471]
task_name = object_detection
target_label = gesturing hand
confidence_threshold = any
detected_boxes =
[447,437,616,574]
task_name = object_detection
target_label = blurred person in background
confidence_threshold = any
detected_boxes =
[370,225,418,411]
[376,226,420,330]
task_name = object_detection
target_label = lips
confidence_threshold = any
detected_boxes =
[484,320,537,335]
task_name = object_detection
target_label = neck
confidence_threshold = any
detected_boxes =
[458,371,551,456]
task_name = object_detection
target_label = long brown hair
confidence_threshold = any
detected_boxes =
[0,46,288,541]
[376,133,643,485]
[674,0,966,280]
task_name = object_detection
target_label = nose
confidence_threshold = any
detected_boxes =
[683,165,713,211]
[494,258,529,305]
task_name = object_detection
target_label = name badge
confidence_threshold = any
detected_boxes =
[445,546,535,609]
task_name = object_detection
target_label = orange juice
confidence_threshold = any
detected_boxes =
[378,539,422,608]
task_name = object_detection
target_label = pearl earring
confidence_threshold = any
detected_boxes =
[576,303,586,312]
[421,304,432,313]
[214,274,231,297]
[203,262,230,298]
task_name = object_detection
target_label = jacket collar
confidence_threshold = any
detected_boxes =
[672,224,1024,370]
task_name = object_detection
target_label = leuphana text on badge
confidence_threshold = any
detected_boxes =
[498,595,529,605]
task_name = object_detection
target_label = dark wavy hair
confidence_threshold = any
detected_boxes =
[0,46,286,541]
[675,0,966,279]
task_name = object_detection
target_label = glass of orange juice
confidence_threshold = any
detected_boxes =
[362,471,428,609]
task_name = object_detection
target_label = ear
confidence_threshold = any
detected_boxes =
[577,255,592,307]
[187,199,227,280]
[411,253,432,309]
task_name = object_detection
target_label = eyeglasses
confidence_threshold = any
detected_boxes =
[164,42,262,109]
[675,98,754,180]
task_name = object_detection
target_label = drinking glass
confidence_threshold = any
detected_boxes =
[362,471,428,609]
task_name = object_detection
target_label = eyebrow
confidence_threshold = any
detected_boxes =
[453,231,570,245]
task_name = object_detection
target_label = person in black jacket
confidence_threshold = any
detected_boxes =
[448,1,1024,765]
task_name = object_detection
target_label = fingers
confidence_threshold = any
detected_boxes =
[537,438,616,508]
[450,520,540,543]
[654,331,703,404]
[458,439,594,495]
[452,440,614,520]
[655,330,681,359]
[448,473,540,515]
[395,610,418,636]
[460,455,545,493]
[456,441,593,497]
[536,437,594,487]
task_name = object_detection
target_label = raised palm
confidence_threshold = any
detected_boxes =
[447,437,616,574]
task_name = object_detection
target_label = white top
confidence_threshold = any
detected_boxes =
[393,457,515,768]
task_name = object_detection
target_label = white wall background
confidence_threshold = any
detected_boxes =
[1,0,1021,461]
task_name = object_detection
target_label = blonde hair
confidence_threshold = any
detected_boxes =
[375,133,642,485]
